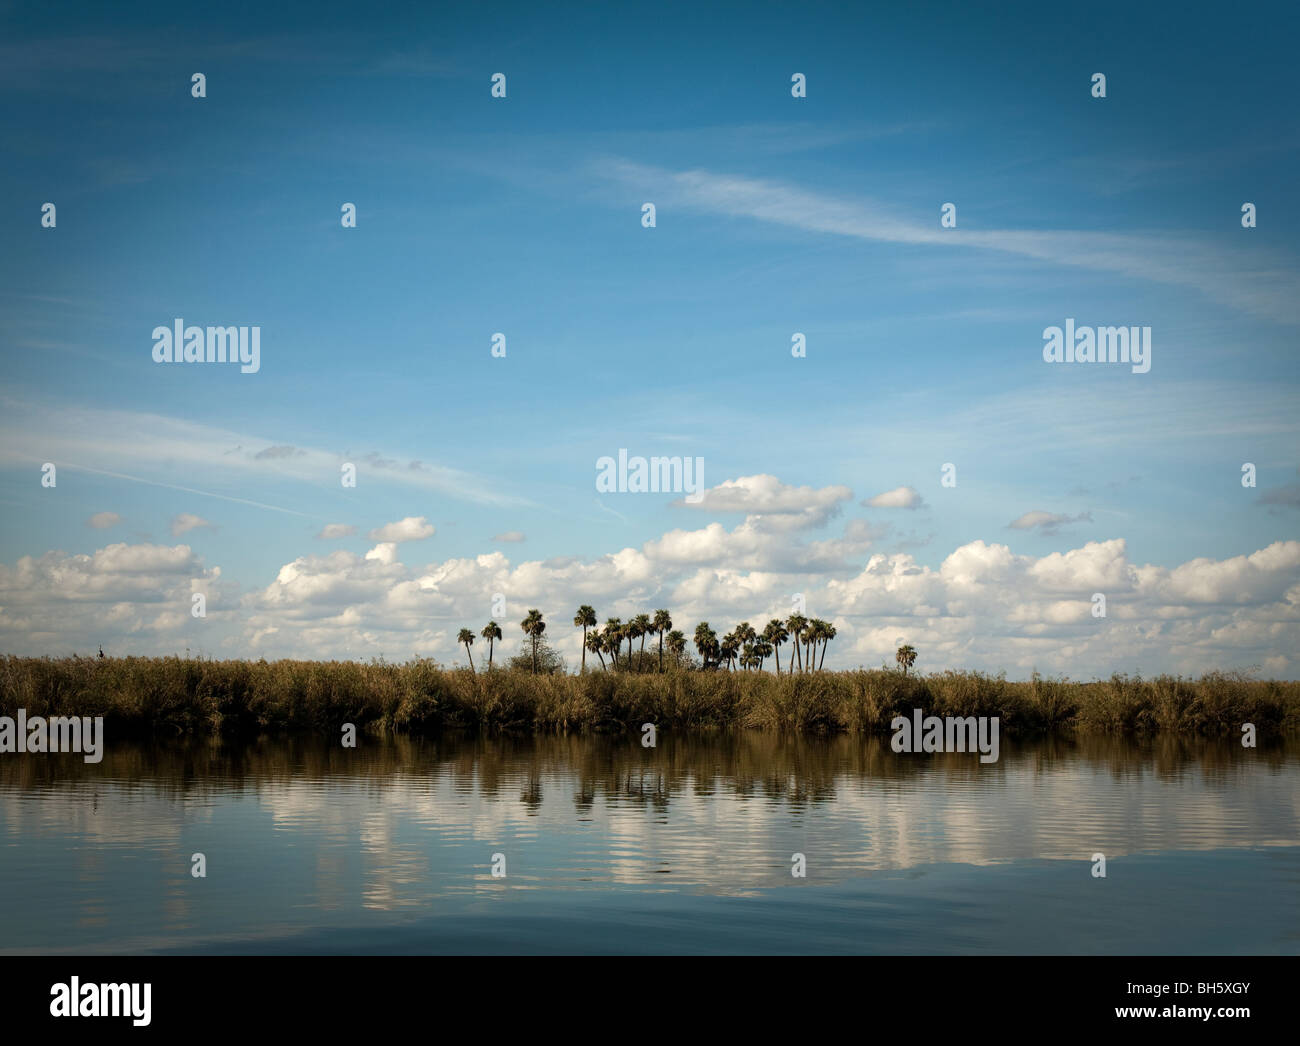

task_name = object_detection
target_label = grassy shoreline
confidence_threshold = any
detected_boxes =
[2,656,1297,737]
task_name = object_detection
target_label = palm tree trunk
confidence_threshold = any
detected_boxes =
[488,640,494,668]
[531,635,538,673]
[596,649,606,670]
[819,642,828,670]
[465,644,475,673]
[581,626,587,671]
[774,647,781,674]
[658,632,663,672]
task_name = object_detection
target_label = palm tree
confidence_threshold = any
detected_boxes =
[734,621,757,670]
[457,628,476,672]
[632,613,651,671]
[621,622,636,668]
[480,620,502,669]
[803,619,823,671]
[666,629,686,666]
[896,644,917,676]
[521,609,545,673]
[603,618,622,668]
[786,613,808,673]
[720,631,739,671]
[574,605,597,671]
[585,629,606,670]
[764,619,788,674]
[754,638,773,672]
[653,609,672,672]
[694,622,717,669]
[818,621,837,670]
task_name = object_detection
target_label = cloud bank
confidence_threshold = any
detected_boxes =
[3,509,1295,679]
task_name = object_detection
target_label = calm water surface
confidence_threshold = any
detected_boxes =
[1,734,1297,954]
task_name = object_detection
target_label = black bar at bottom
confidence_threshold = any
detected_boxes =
[0,955,1290,1034]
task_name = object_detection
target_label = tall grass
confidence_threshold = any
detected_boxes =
[2,656,1296,737]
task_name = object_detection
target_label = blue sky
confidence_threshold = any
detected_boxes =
[1,0,1297,674]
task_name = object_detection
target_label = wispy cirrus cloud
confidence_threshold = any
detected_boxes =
[1259,478,1300,511]
[254,445,305,460]
[595,159,1300,325]
[0,399,530,509]
[1007,510,1093,536]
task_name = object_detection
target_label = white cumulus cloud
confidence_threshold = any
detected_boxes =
[864,486,926,510]
[170,513,215,537]
[367,516,435,543]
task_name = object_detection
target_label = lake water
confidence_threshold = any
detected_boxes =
[1,733,1297,954]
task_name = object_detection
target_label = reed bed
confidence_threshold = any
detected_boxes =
[1,656,1296,738]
